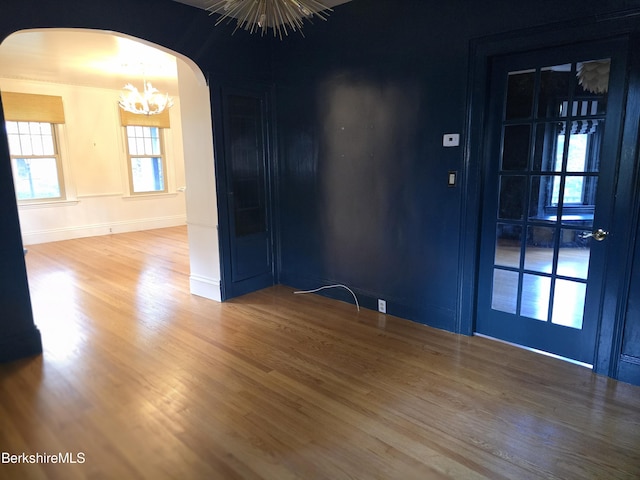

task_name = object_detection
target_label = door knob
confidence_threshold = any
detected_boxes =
[580,228,609,241]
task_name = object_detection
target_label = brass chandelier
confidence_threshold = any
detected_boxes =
[206,0,332,38]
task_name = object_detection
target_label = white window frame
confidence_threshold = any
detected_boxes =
[124,125,169,196]
[6,120,67,204]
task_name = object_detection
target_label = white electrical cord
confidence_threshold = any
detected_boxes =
[293,284,360,312]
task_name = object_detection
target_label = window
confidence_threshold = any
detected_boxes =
[548,124,600,214]
[551,133,592,206]
[537,97,603,219]
[6,121,65,201]
[125,125,167,194]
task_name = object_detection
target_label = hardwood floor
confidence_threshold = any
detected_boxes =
[1,226,639,479]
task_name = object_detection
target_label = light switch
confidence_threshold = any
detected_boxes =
[443,133,460,147]
[448,171,457,187]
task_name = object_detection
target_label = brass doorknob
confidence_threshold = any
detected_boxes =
[580,228,609,241]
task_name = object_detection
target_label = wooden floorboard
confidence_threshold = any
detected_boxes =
[1,226,639,479]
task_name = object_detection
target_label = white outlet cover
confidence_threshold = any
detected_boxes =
[443,133,460,147]
[378,299,387,313]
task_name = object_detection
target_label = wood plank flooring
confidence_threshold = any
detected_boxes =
[1,226,639,479]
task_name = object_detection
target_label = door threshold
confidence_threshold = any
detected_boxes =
[474,333,593,369]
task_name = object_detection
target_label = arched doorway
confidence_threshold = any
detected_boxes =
[0,28,222,304]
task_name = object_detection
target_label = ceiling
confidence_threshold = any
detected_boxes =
[0,1,352,95]
[172,0,352,11]
[0,30,180,95]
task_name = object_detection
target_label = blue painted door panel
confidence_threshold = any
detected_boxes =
[476,39,628,365]
[219,90,274,299]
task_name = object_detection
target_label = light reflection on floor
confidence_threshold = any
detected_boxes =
[133,264,183,337]
[29,270,86,365]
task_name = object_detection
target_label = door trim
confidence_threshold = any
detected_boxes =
[460,17,640,377]
[596,34,640,378]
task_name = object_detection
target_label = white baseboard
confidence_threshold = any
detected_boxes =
[22,215,187,245]
[189,275,222,302]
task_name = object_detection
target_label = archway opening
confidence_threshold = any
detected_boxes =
[0,28,223,351]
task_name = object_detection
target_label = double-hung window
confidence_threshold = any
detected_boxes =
[125,125,167,194]
[550,131,599,209]
[7,121,64,201]
[120,106,170,195]
[2,92,66,203]
[546,98,602,217]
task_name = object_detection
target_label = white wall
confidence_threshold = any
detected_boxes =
[176,59,222,301]
[0,77,187,245]
[1,38,223,303]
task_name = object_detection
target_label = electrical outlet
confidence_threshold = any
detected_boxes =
[443,133,460,147]
[378,299,387,314]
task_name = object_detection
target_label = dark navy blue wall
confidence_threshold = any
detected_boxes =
[2,0,640,378]
[0,98,42,362]
[272,0,640,330]
[616,37,640,384]
[620,215,640,383]
[0,0,271,362]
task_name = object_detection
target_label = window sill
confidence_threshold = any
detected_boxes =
[531,214,594,223]
[122,192,180,200]
[17,199,80,209]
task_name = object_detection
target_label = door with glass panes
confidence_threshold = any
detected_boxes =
[476,39,627,364]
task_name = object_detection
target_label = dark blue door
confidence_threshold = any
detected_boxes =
[476,40,628,364]
[219,89,273,299]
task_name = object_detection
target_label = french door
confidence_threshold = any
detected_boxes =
[476,39,628,364]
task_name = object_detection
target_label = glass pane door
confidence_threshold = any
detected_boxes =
[493,59,608,329]
[476,41,625,364]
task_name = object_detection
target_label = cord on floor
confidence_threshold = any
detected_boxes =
[293,284,360,312]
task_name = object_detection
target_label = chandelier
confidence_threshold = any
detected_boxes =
[118,81,174,116]
[206,0,332,38]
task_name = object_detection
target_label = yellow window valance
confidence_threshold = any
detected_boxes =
[1,92,65,124]
[119,108,170,129]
